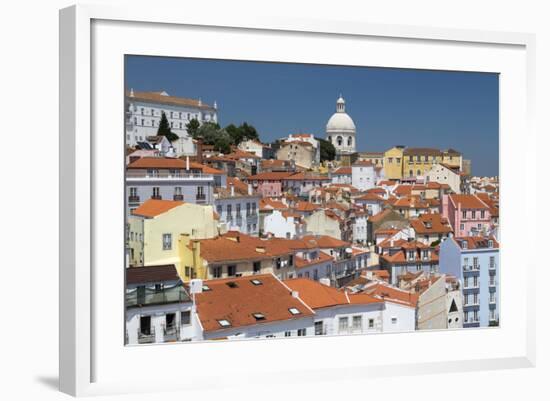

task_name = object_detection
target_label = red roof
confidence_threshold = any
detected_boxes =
[132,199,184,218]
[195,274,314,332]
[284,278,382,309]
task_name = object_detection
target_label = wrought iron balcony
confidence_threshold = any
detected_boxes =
[137,327,156,344]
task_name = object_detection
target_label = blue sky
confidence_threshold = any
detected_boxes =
[125,56,499,176]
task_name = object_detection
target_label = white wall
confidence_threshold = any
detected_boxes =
[381,302,416,333]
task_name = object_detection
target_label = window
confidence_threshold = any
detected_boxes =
[338,317,348,333]
[216,205,222,215]
[246,202,251,216]
[297,328,306,336]
[352,315,362,330]
[314,321,324,335]
[473,293,479,304]
[462,210,467,219]
[288,307,301,315]
[212,266,222,278]
[162,233,172,250]
[473,257,479,269]
[217,319,231,327]
[197,186,205,198]
[481,210,486,219]
[288,255,294,266]
[276,258,282,269]
[154,283,163,292]
[181,310,191,325]
[416,263,422,271]
[490,292,496,303]
[250,278,262,285]
[227,265,236,277]
[284,331,292,337]
[473,276,479,287]
[471,210,476,219]
[152,187,160,199]
[464,311,469,323]
[391,317,398,324]
[490,256,495,268]
[253,261,261,274]
[368,318,374,329]
[236,203,241,215]
[139,315,151,335]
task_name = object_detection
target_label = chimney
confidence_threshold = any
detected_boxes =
[230,182,235,197]
[319,278,331,287]
[186,155,190,171]
[248,184,253,195]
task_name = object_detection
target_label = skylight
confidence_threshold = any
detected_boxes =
[250,279,262,286]
[288,307,301,315]
[217,319,231,327]
[252,313,265,321]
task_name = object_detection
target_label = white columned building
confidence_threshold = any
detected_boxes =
[125,89,218,156]
[326,95,357,157]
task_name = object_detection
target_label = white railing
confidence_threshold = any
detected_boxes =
[126,173,214,181]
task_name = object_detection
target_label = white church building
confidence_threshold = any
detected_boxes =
[326,95,357,157]
[125,89,218,156]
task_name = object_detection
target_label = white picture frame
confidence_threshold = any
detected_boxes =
[59,4,536,397]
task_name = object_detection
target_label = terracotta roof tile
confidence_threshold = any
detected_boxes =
[195,274,314,332]
[132,199,184,218]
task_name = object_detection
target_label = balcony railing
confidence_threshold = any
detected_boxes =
[151,194,162,200]
[126,171,214,181]
[173,194,184,201]
[489,263,497,270]
[138,327,156,344]
[462,265,480,272]
[126,286,189,307]
[128,195,140,203]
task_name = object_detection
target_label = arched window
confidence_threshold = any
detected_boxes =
[409,170,413,177]
[417,170,421,176]
[347,136,353,146]
[328,136,332,143]
[337,136,343,146]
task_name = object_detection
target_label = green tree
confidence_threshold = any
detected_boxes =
[185,118,201,138]
[194,122,232,153]
[317,137,336,162]
[225,122,259,145]
[157,111,179,142]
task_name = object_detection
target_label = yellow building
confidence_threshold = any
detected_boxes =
[179,231,297,281]
[383,146,405,180]
[382,147,462,181]
[127,199,219,272]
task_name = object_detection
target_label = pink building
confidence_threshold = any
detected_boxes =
[246,171,294,197]
[441,194,491,237]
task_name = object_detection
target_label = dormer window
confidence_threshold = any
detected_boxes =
[488,240,494,248]
[217,319,231,327]
[462,241,468,250]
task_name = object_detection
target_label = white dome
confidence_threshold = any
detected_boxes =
[326,112,356,133]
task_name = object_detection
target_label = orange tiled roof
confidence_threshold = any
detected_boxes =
[127,157,225,174]
[247,171,295,181]
[363,282,419,307]
[284,278,381,309]
[260,198,288,211]
[332,166,352,175]
[132,199,184,218]
[127,90,214,109]
[195,274,314,332]
[449,194,489,209]
[409,213,452,235]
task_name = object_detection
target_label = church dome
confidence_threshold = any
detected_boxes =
[326,112,356,133]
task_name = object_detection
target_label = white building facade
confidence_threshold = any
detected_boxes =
[125,89,218,155]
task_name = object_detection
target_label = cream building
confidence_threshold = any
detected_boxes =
[326,95,356,158]
[127,199,219,270]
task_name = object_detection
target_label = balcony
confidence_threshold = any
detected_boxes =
[126,171,214,182]
[162,323,180,342]
[151,194,162,200]
[195,193,207,203]
[137,327,156,344]
[173,194,184,201]
[489,263,497,271]
[126,286,189,308]
[462,265,480,272]
[128,195,140,203]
